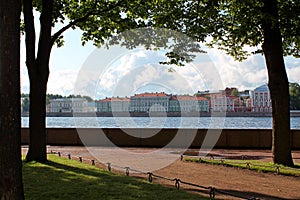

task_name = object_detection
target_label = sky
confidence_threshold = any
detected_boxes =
[20,14,300,100]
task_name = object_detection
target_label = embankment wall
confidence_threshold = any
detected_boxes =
[21,128,300,149]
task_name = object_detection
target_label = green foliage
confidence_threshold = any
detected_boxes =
[23,155,206,199]
[289,82,300,110]
[184,157,300,176]
[23,93,94,103]
[67,94,94,101]
[230,88,239,96]
[107,27,205,66]
[31,0,206,67]
[63,0,148,46]
[148,0,300,61]
[21,93,29,98]
[82,95,93,102]
[46,93,63,99]
[22,97,30,112]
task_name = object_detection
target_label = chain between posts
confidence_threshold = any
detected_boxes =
[49,151,260,200]
[182,154,300,175]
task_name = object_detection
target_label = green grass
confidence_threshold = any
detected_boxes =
[184,157,300,176]
[23,155,207,200]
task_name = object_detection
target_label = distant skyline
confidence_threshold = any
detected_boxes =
[20,12,300,98]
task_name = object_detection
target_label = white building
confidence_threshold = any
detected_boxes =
[49,98,88,113]
[251,84,272,112]
[130,92,170,112]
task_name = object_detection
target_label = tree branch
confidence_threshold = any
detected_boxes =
[51,0,122,46]
[22,0,36,74]
[37,0,54,67]
[50,11,93,46]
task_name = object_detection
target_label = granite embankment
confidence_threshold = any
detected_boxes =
[21,128,300,149]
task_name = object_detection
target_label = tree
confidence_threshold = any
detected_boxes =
[21,93,30,98]
[22,97,30,113]
[0,0,24,198]
[83,96,94,102]
[47,94,63,100]
[22,0,147,162]
[230,88,239,97]
[146,0,300,166]
[289,83,300,110]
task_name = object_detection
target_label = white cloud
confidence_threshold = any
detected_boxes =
[206,48,268,90]
[21,43,300,99]
[132,64,161,88]
[48,70,78,95]
[287,66,300,83]
[95,50,151,98]
[21,65,29,94]
[92,47,300,99]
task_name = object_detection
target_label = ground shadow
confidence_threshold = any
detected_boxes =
[23,157,207,200]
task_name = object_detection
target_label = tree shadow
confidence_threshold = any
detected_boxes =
[23,158,207,200]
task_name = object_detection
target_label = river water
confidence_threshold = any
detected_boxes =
[21,117,300,129]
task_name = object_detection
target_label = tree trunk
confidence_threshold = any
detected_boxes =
[24,0,53,162]
[0,0,24,198]
[25,64,48,162]
[262,0,294,166]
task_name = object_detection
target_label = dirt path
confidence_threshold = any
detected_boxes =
[23,146,300,200]
[154,160,300,199]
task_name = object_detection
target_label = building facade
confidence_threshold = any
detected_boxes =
[97,97,130,112]
[169,95,209,112]
[49,98,88,112]
[47,85,272,114]
[212,96,235,112]
[129,92,170,112]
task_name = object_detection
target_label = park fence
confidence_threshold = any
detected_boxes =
[49,150,260,200]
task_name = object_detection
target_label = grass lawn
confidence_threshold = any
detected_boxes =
[184,157,300,176]
[23,155,207,200]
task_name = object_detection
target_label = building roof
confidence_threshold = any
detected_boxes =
[132,92,169,98]
[176,95,197,101]
[99,97,130,102]
[254,84,269,92]
[170,95,208,101]
[196,96,209,101]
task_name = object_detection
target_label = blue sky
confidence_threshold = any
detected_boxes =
[20,13,300,99]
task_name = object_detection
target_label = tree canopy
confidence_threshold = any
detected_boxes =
[140,0,300,166]
[23,0,162,162]
[23,0,299,166]
[290,82,300,110]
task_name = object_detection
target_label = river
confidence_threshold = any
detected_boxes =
[21,117,300,129]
